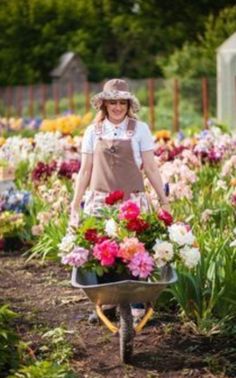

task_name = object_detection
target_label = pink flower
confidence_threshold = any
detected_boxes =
[231,192,236,207]
[93,240,119,266]
[128,251,154,279]
[61,247,89,267]
[118,200,140,221]
[118,237,145,261]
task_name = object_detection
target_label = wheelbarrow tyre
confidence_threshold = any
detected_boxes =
[119,304,133,363]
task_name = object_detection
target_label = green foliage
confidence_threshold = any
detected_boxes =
[0,305,20,375]
[40,327,73,364]
[168,164,236,331]
[161,5,236,79]
[27,212,68,261]
[8,361,76,378]
[0,1,236,84]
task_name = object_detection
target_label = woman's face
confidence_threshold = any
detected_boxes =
[104,99,129,124]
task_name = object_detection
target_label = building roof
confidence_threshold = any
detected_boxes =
[50,52,85,77]
[218,32,236,52]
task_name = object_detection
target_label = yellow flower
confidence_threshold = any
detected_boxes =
[81,112,93,126]
[155,130,171,141]
[230,178,236,187]
[0,137,6,147]
[40,119,57,132]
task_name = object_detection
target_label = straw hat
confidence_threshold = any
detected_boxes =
[91,79,140,113]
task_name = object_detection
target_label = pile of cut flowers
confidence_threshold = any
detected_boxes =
[59,191,200,281]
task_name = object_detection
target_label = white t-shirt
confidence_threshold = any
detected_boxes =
[81,117,154,168]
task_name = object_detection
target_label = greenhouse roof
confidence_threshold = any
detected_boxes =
[218,32,236,52]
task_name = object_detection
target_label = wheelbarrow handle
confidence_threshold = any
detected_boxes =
[96,305,119,333]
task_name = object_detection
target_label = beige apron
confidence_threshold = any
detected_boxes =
[83,118,150,215]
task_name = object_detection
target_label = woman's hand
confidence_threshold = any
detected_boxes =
[68,203,80,230]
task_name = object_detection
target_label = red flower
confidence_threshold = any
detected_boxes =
[126,218,150,233]
[0,238,5,251]
[84,229,109,244]
[31,161,57,182]
[96,235,109,243]
[84,229,99,244]
[58,159,80,179]
[158,209,173,226]
[105,190,124,205]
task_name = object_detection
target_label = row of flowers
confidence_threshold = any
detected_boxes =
[0,113,93,135]
[1,120,236,327]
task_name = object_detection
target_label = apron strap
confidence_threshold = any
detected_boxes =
[95,122,103,136]
[126,118,136,137]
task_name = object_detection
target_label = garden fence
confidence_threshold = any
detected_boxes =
[0,78,216,132]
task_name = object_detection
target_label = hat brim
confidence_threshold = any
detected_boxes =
[91,90,140,113]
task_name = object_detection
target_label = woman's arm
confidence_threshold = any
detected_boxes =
[141,150,170,212]
[69,153,93,225]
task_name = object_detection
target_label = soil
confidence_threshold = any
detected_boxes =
[0,251,235,378]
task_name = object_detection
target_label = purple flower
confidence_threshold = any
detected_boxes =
[61,247,89,267]
[128,251,154,279]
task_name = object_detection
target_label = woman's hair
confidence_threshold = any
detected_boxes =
[93,100,138,124]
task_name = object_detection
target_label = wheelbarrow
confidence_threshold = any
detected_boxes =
[71,265,177,363]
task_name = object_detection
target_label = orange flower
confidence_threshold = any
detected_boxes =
[118,237,145,261]
[230,178,236,187]
[155,130,171,141]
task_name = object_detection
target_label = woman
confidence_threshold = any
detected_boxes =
[69,79,170,322]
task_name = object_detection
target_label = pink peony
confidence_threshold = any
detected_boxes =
[231,192,236,207]
[118,237,146,261]
[61,247,89,267]
[93,240,119,266]
[118,200,140,221]
[128,251,154,279]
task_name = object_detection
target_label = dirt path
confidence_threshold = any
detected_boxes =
[0,252,235,378]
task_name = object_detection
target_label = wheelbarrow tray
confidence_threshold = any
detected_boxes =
[71,266,177,305]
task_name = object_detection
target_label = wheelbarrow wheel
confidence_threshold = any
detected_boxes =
[119,304,133,363]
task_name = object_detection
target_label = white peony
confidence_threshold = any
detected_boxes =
[152,240,174,268]
[58,234,76,253]
[153,240,174,263]
[179,246,200,268]
[105,218,118,237]
[168,224,195,246]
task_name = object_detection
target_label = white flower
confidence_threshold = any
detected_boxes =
[168,223,195,246]
[152,240,174,263]
[229,240,236,247]
[215,179,227,191]
[58,234,76,253]
[179,246,200,268]
[201,209,213,223]
[105,218,118,237]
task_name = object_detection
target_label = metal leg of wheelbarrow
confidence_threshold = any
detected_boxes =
[119,304,133,363]
[95,303,155,364]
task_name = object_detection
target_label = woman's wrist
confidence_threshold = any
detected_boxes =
[70,200,80,211]
[160,197,169,206]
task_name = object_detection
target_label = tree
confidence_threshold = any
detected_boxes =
[160,5,236,79]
